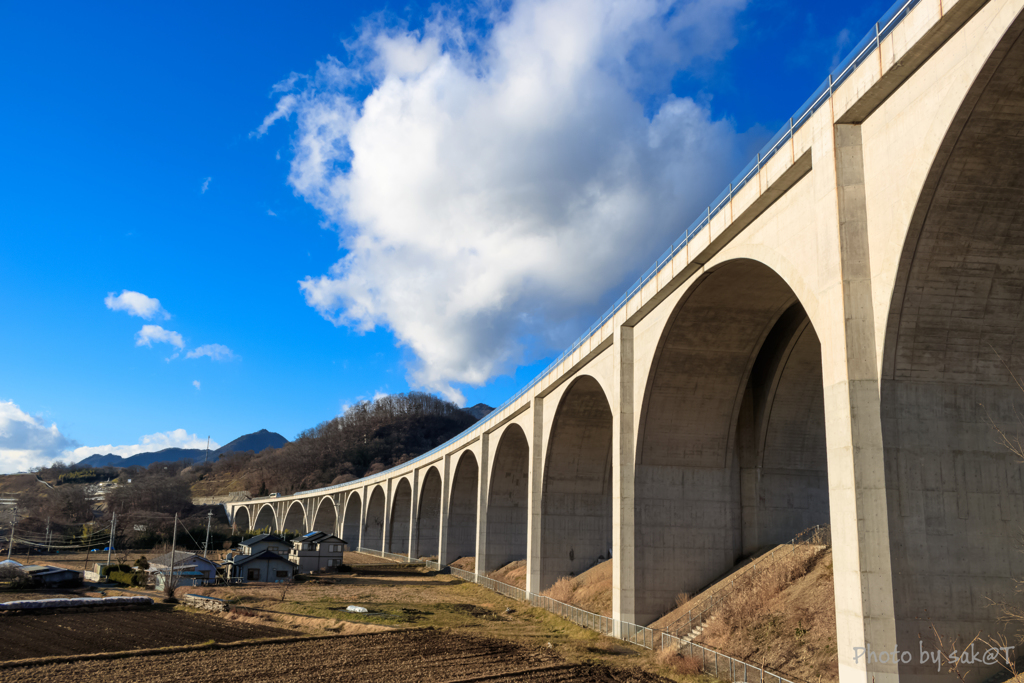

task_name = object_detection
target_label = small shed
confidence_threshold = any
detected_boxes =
[19,565,82,587]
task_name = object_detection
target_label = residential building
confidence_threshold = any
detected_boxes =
[288,531,346,574]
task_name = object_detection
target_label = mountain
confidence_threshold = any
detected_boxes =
[76,447,207,469]
[214,429,288,455]
[75,430,289,469]
[464,403,494,421]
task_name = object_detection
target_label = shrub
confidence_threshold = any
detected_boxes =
[108,570,145,587]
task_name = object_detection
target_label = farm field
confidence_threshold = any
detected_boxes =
[7,629,672,682]
[0,606,296,661]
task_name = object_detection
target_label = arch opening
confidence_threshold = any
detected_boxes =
[312,498,337,534]
[233,506,251,533]
[416,467,442,560]
[634,260,829,624]
[447,451,478,565]
[388,479,412,556]
[282,501,305,535]
[540,376,613,590]
[363,487,386,552]
[485,425,530,573]
[253,504,276,534]
[342,493,361,547]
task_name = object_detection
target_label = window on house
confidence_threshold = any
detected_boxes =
[276,570,288,578]
[247,568,260,581]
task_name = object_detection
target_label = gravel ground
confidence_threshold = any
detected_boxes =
[8,629,671,682]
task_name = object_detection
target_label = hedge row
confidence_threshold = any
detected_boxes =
[108,570,145,587]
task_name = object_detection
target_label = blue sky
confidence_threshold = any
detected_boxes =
[0,0,893,473]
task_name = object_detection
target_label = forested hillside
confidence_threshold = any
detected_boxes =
[194,392,484,496]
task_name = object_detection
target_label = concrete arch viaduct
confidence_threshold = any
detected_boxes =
[228,1,1024,681]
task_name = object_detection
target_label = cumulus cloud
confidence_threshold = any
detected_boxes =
[193,380,201,390]
[0,400,79,473]
[186,344,236,361]
[265,0,748,402]
[201,177,212,194]
[135,325,185,350]
[105,290,170,320]
[267,209,277,216]
[68,429,221,462]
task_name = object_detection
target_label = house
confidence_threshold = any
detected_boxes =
[237,533,290,557]
[288,531,347,574]
[227,549,296,583]
[148,551,219,588]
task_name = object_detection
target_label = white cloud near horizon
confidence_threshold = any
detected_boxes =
[0,400,79,473]
[135,325,185,350]
[68,429,221,463]
[105,290,170,320]
[186,343,236,361]
[263,0,748,403]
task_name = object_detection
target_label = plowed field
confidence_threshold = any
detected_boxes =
[8,629,670,682]
[0,608,295,661]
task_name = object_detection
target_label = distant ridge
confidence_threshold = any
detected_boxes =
[464,403,494,421]
[214,429,288,456]
[75,429,289,469]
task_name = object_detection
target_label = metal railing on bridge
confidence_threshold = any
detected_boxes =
[284,0,925,503]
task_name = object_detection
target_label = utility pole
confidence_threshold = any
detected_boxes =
[44,517,50,554]
[204,436,210,464]
[203,510,213,558]
[170,512,178,593]
[5,508,16,561]
[105,512,116,569]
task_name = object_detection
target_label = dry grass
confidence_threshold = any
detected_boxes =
[538,560,613,618]
[451,557,475,572]
[655,648,704,677]
[699,546,837,683]
[489,559,527,589]
[543,576,576,603]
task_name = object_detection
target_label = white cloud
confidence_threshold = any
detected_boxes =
[201,177,212,194]
[0,400,79,474]
[105,290,170,320]
[267,209,277,216]
[266,0,748,403]
[68,429,221,462]
[193,380,201,390]
[186,344,236,361]
[135,325,185,350]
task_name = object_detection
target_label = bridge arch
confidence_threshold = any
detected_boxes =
[363,485,387,551]
[446,450,478,565]
[388,477,413,555]
[282,500,305,535]
[539,375,613,590]
[342,492,361,547]
[232,505,251,532]
[415,466,443,559]
[633,258,829,623]
[878,14,1024,673]
[253,504,277,534]
[311,496,337,534]
[484,424,529,573]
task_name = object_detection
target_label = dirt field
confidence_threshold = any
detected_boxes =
[0,606,296,661]
[7,629,672,682]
